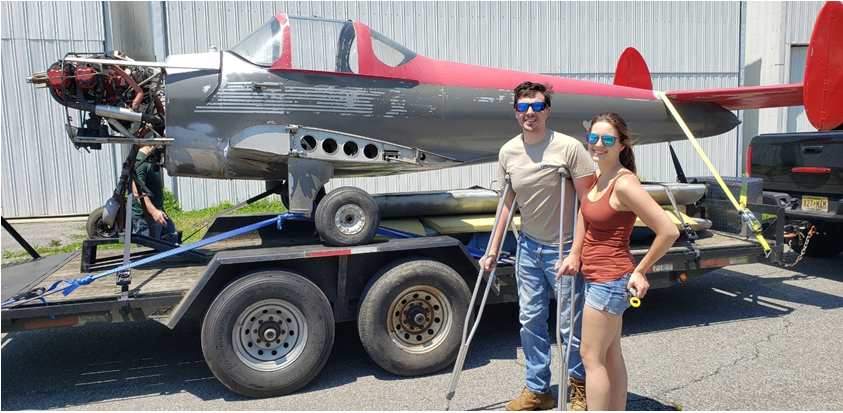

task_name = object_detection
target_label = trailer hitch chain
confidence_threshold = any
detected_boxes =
[779,225,816,268]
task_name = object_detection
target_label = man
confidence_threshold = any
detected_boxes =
[132,145,177,242]
[483,81,595,411]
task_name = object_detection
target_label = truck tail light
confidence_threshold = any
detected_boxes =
[746,145,752,177]
[792,167,831,174]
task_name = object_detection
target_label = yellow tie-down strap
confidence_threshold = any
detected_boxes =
[657,92,771,256]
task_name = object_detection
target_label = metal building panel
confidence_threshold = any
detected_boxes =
[108,1,155,61]
[787,46,810,133]
[1,1,119,218]
[788,1,824,44]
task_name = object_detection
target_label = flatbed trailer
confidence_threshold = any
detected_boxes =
[1,198,786,398]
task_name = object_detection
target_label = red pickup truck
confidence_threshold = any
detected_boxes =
[749,130,843,258]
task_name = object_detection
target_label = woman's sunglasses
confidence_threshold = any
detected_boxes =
[586,133,617,147]
[515,102,548,112]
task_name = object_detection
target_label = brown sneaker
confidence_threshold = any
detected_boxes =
[569,377,587,411]
[505,386,555,411]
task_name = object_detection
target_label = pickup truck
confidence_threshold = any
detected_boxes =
[749,130,843,258]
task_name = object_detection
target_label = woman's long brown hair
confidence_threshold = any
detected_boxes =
[589,112,637,174]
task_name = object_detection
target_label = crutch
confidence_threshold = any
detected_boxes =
[555,167,577,411]
[443,176,518,411]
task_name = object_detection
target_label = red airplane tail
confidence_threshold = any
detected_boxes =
[804,1,843,130]
[612,47,653,90]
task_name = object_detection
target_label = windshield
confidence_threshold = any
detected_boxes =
[230,18,284,66]
[371,29,416,67]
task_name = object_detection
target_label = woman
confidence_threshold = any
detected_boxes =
[558,112,679,410]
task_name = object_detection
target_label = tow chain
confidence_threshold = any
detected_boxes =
[779,225,817,268]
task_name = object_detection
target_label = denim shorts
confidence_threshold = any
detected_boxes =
[584,273,632,316]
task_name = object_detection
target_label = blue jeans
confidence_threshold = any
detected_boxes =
[516,234,585,394]
[132,216,177,242]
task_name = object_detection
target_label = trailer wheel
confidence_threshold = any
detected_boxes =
[314,186,380,247]
[86,206,118,239]
[358,258,471,376]
[201,271,334,398]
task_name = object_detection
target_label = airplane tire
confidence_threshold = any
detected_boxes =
[314,186,380,246]
[357,257,471,376]
[86,206,118,239]
[201,270,335,398]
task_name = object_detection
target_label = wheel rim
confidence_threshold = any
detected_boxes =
[387,285,452,354]
[333,204,366,236]
[95,220,115,237]
[233,299,308,371]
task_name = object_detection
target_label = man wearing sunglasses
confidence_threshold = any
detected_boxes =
[483,81,595,411]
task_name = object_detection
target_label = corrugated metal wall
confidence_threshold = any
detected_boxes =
[743,1,824,138]
[1,1,121,218]
[163,0,745,210]
[0,1,821,217]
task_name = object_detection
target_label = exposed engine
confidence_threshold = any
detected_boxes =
[28,52,166,148]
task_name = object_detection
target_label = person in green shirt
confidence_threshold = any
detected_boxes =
[131,145,177,242]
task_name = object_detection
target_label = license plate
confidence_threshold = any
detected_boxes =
[802,196,828,212]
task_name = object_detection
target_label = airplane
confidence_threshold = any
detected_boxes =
[27,2,842,247]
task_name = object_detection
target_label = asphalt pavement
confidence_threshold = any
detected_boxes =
[1,252,841,410]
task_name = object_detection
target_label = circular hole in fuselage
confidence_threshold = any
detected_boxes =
[322,138,338,154]
[301,135,317,151]
[343,141,359,157]
[364,144,379,159]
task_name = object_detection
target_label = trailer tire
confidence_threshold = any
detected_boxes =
[314,186,380,247]
[201,270,334,398]
[358,257,471,376]
[86,206,118,239]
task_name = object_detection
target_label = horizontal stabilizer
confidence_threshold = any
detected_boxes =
[665,84,804,111]
[613,47,653,90]
[804,1,843,131]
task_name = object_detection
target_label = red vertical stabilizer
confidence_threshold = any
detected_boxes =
[613,47,653,90]
[804,1,843,131]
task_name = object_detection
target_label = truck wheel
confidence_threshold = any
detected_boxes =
[805,224,843,258]
[358,257,471,376]
[201,270,335,398]
[86,206,118,239]
[314,186,379,246]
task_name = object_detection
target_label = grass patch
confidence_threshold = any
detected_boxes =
[2,242,88,262]
[171,196,287,243]
[1,194,288,263]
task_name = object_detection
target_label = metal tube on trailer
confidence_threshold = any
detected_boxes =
[443,177,517,411]
[556,167,577,411]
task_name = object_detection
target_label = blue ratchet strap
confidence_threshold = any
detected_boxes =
[1,213,303,308]
[375,224,513,263]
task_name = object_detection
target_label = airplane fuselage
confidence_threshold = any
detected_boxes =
[163,50,739,181]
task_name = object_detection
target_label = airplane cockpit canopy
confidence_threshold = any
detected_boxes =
[230,17,284,66]
[230,15,417,72]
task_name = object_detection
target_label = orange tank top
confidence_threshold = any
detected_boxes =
[580,171,638,283]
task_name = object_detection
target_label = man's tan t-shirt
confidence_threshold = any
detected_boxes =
[498,130,594,246]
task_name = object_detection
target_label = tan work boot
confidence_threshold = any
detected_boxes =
[569,377,587,411]
[505,386,555,411]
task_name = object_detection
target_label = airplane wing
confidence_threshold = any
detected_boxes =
[664,84,804,111]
